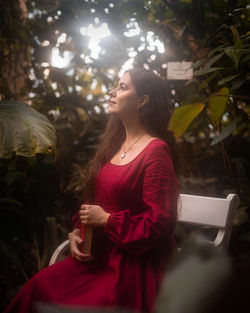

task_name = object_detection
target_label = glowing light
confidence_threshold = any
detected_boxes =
[147,46,155,51]
[43,68,50,78]
[101,85,107,92]
[138,43,145,51]
[89,41,101,59]
[80,23,111,59]
[119,58,134,77]
[94,106,101,113]
[29,92,36,98]
[51,82,57,90]
[91,79,97,89]
[51,48,72,68]
[155,39,165,53]
[57,33,67,44]
[48,109,60,120]
[75,85,82,91]
[87,94,93,100]
[42,40,50,46]
[128,50,137,57]
[119,28,165,77]
[29,68,36,80]
[80,23,111,40]
[124,21,140,37]
[146,31,165,54]
[41,62,50,67]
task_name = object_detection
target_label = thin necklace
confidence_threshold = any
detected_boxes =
[121,135,144,159]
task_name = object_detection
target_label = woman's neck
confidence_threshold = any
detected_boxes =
[122,118,146,145]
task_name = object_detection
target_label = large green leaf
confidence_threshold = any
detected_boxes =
[208,88,230,125]
[0,101,56,158]
[168,103,205,138]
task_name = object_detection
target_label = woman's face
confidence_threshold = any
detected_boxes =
[108,72,140,118]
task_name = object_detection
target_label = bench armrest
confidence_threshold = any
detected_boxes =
[49,240,70,266]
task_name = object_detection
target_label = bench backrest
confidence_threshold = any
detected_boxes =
[177,193,240,249]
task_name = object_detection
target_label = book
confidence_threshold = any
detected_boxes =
[80,224,93,255]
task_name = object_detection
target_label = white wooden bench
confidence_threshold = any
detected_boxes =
[49,193,240,265]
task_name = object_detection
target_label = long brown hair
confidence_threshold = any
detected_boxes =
[84,68,179,201]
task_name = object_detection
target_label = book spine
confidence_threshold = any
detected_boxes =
[80,224,93,255]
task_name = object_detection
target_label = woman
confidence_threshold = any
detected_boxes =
[4,68,179,313]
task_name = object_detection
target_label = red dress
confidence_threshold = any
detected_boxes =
[4,139,178,313]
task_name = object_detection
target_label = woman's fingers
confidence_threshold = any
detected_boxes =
[79,204,110,227]
[80,205,89,214]
[79,207,88,214]
[68,232,82,245]
[68,231,94,262]
[69,232,83,257]
[71,247,94,262]
[76,253,94,262]
[79,207,88,224]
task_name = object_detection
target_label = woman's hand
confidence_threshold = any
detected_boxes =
[79,204,110,227]
[68,228,93,262]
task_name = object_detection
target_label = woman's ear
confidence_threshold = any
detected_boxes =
[137,95,150,109]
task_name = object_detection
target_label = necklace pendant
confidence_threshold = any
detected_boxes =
[121,152,126,159]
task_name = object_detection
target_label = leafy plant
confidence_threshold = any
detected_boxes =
[0,101,56,158]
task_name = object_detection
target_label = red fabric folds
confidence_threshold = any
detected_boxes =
[4,139,178,313]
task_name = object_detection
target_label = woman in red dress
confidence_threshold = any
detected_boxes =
[4,68,179,313]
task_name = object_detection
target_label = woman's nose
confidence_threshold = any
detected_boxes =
[109,88,116,97]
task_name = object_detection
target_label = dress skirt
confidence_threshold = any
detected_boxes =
[4,139,178,313]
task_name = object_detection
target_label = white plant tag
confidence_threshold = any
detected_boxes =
[167,62,193,80]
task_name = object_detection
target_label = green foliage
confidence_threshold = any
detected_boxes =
[0,155,61,309]
[211,116,242,145]
[168,102,204,137]
[161,1,250,143]
[208,87,230,125]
